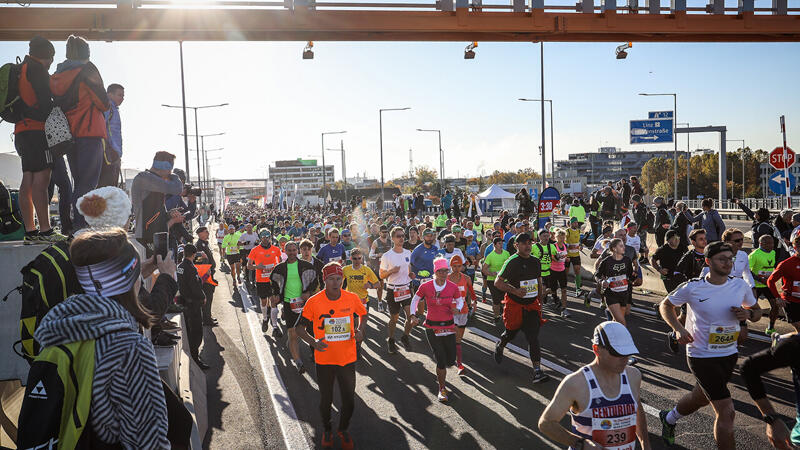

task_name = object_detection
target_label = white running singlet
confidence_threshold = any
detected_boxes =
[569,366,638,450]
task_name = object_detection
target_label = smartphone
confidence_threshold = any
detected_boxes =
[153,232,168,259]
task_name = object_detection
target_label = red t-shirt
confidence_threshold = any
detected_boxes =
[449,273,475,314]
[248,245,282,283]
[768,254,800,303]
[301,289,367,366]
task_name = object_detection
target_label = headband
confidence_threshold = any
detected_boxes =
[322,262,344,281]
[152,160,174,171]
[75,243,141,297]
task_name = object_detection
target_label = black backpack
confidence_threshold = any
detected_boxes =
[643,209,656,234]
[0,57,24,124]
[0,179,24,237]
[16,240,83,362]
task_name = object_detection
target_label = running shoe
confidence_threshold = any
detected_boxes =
[400,334,412,351]
[272,326,283,339]
[23,232,39,245]
[771,331,781,350]
[338,431,354,450]
[457,364,466,376]
[387,338,398,354]
[261,320,269,333]
[659,410,676,446]
[561,310,572,318]
[494,341,505,364]
[437,388,449,403]
[38,230,68,242]
[532,369,550,383]
[765,326,777,336]
[582,292,591,308]
[321,431,334,449]
[666,331,680,354]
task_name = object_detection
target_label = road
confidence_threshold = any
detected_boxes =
[198,242,797,450]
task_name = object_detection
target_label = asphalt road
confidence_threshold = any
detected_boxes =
[199,245,797,450]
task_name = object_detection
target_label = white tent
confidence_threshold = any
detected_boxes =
[478,184,516,213]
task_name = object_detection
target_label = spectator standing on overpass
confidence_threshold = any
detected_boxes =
[653,196,672,247]
[131,152,184,256]
[736,199,792,261]
[98,83,124,188]
[690,198,725,242]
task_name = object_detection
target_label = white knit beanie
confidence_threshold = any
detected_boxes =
[76,186,132,230]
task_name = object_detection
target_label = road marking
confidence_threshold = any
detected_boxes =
[467,326,660,418]
[238,285,310,450]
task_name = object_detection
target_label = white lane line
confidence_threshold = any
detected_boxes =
[238,285,311,450]
[467,326,660,418]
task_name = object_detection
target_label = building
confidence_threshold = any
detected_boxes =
[554,147,675,188]
[346,175,380,189]
[760,162,800,198]
[268,159,334,195]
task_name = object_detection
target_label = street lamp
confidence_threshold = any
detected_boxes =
[727,139,746,200]
[677,122,690,200]
[519,98,554,177]
[379,107,411,203]
[178,131,225,202]
[639,93,677,200]
[325,140,348,203]
[321,130,346,199]
[416,128,445,195]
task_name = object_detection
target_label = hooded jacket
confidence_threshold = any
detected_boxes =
[50,60,109,139]
[34,293,169,449]
[14,55,53,134]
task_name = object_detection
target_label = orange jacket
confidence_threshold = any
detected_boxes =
[50,61,109,139]
[14,56,53,134]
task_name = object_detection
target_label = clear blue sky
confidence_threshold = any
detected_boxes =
[1,39,798,183]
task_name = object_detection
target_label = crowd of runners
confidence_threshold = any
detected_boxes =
[198,190,800,450]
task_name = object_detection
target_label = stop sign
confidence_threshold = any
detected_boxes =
[770,146,795,170]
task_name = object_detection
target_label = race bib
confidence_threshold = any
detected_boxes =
[458,285,466,296]
[394,285,412,302]
[567,243,581,251]
[329,256,343,264]
[608,275,629,293]
[323,316,352,342]
[520,279,538,298]
[792,281,800,298]
[759,270,773,277]
[289,297,305,313]
[591,415,636,450]
[417,277,432,284]
[259,263,275,279]
[708,323,740,351]
[434,328,454,337]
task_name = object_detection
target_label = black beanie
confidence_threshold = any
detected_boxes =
[29,36,55,59]
[65,35,90,60]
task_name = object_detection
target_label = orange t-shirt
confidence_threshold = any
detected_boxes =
[301,289,368,366]
[247,245,283,283]
[449,273,476,314]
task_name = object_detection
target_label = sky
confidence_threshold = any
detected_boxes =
[1,37,799,184]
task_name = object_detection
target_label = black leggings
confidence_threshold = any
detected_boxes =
[317,362,356,432]
[425,328,456,369]
[499,309,541,366]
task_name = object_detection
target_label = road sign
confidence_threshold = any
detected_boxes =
[769,170,796,195]
[537,186,560,229]
[769,146,795,170]
[648,111,674,119]
[630,119,674,144]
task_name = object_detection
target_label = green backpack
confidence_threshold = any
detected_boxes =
[17,340,96,449]
[0,58,23,124]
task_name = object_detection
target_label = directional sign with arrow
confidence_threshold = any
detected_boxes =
[630,119,674,144]
[769,170,796,195]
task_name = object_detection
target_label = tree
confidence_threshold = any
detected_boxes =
[415,166,438,185]
[652,180,672,199]
[485,168,541,185]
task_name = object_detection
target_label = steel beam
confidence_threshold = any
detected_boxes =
[0,7,798,41]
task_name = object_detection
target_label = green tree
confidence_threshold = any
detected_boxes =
[652,180,672,198]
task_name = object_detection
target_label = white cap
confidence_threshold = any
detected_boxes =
[592,321,639,356]
[464,229,474,238]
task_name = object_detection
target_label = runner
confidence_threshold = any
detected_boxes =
[342,247,379,356]
[448,255,477,375]
[464,230,480,285]
[532,228,559,307]
[369,225,391,312]
[238,223,259,286]
[746,234,781,335]
[594,238,635,325]
[380,226,416,354]
[565,218,586,303]
[410,228,439,293]
[651,230,684,295]
[222,225,242,283]
[409,257,462,401]
[317,228,346,265]
[216,223,227,267]
[659,241,762,449]
[438,234,466,263]
[247,229,284,336]
[767,234,800,335]
[341,229,356,265]
[300,238,326,290]
[551,229,571,318]
[539,321,649,450]
[403,226,421,251]
[492,232,550,383]
[482,236,511,324]
[295,263,367,450]
[269,241,318,373]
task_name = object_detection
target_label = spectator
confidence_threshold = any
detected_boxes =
[669,201,692,252]
[653,196,671,247]
[737,200,791,262]
[131,151,184,256]
[630,176,644,197]
[515,188,532,218]
[14,36,66,243]
[630,194,649,262]
[98,83,124,187]
[442,190,453,218]
[50,35,110,230]
[690,198,725,242]
[24,228,170,448]
[177,243,210,370]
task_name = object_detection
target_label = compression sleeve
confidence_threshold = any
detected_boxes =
[411,294,422,314]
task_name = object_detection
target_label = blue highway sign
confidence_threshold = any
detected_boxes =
[648,111,674,119]
[630,119,674,144]
[769,170,796,195]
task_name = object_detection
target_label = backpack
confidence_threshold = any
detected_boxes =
[0,180,24,240]
[644,209,656,234]
[17,339,96,449]
[0,57,23,124]
[45,106,75,157]
[17,240,82,362]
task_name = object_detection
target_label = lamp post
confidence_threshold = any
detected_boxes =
[321,130,346,199]
[379,107,411,204]
[677,122,690,200]
[416,128,444,195]
[519,98,554,177]
[639,93,677,200]
[325,140,348,203]
[727,139,746,200]
[178,132,225,203]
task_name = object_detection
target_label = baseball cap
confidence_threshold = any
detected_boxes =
[592,321,639,356]
[433,257,449,272]
[258,228,271,238]
[464,230,473,238]
[514,232,532,243]
[450,255,464,265]
[705,241,733,259]
[341,229,351,236]
[444,235,456,243]
[452,225,463,232]
[514,221,524,228]
[195,226,208,234]
[379,225,388,232]
[570,217,578,223]
[423,228,435,236]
